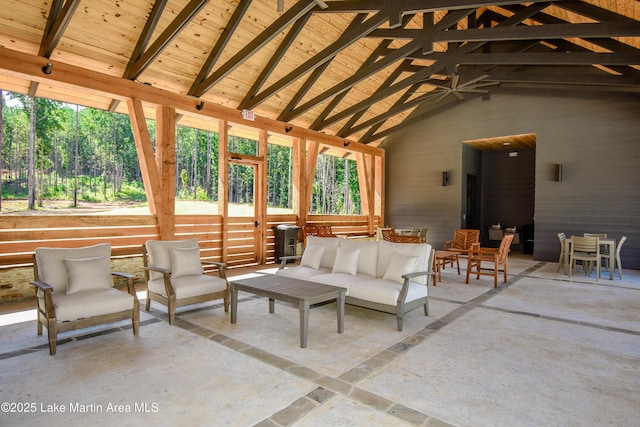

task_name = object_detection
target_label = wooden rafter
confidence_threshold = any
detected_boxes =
[191,0,319,98]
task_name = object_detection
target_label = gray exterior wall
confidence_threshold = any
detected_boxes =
[383,93,640,269]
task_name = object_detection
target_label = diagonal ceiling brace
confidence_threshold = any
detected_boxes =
[191,0,320,98]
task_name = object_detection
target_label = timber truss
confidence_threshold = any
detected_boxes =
[5,0,640,144]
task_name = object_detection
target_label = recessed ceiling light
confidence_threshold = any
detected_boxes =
[503,142,510,146]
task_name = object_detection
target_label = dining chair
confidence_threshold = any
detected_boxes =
[569,236,600,280]
[466,233,514,288]
[602,236,626,279]
[557,232,566,272]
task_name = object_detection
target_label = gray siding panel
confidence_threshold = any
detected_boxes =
[383,94,640,269]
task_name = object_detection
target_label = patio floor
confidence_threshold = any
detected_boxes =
[1,254,639,426]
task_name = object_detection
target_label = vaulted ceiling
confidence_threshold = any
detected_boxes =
[0,0,639,146]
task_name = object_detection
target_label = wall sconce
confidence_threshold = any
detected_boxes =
[196,101,205,110]
[554,164,563,182]
[442,171,449,186]
[42,62,53,75]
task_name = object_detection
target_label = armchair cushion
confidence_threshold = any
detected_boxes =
[170,246,203,278]
[145,238,199,280]
[148,274,227,299]
[300,245,326,269]
[46,288,136,322]
[332,246,360,275]
[382,253,418,284]
[35,243,112,294]
[64,256,113,294]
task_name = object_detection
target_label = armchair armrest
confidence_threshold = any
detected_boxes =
[112,271,137,297]
[142,265,171,274]
[278,255,302,270]
[31,280,56,318]
[202,260,227,279]
[397,270,435,303]
[142,265,174,298]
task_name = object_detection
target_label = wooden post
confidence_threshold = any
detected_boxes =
[156,105,176,239]
[305,140,320,219]
[218,121,229,263]
[257,129,268,264]
[292,137,307,225]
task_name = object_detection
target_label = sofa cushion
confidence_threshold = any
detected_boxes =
[332,246,360,275]
[34,243,112,294]
[377,241,432,285]
[146,238,199,280]
[339,239,378,277]
[382,253,418,284]
[64,256,113,294]
[170,246,203,278]
[306,272,371,294]
[276,266,331,280]
[300,245,326,269]
[349,278,428,306]
[305,236,340,269]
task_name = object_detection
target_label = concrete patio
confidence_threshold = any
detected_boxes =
[1,254,639,426]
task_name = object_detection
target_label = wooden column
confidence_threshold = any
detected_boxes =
[292,137,307,225]
[257,129,268,264]
[217,121,229,263]
[375,153,385,227]
[305,140,320,218]
[356,152,375,235]
[155,105,176,239]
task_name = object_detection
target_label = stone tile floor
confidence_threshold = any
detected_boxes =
[1,255,639,426]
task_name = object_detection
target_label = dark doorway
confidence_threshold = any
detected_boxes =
[466,174,480,229]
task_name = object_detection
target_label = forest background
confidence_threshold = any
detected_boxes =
[0,90,361,216]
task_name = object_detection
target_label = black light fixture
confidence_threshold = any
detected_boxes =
[554,164,563,182]
[442,171,449,186]
[42,62,53,75]
[196,101,205,110]
[285,125,293,133]
[344,141,350,147]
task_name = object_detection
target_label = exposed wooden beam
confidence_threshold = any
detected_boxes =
[0,47,382,156]
[421,51,640,66]
[315,2,551,130]
[317,0,552,14]
[188,0,252,96]
[192,0,319,97]
[281,8,474,123]
[155,105,176,239]
[276,13,368,121]
[242,10,391,110]
[238,11,311,109]
[123,0,168,80]
[39,0,81,58]
[125,0,210,79]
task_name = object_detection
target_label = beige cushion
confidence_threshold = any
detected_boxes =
[49,288,134,322]
[382,253,418,284]
[339,239,378,277]
[349,278,428,306]
[34,243,112,294]
[305,236,340,269]
[145,238,199,280]
[170,247,203,278]
[148,274,227,299]
[300,245,326,269]
[377,241,432,285]
[332,246,360,275]
[64,256,113,294]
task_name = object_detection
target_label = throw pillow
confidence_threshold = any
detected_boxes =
[170,246,203,278]
[383,253,418,284]
[300,245,326,269]
[332,246,360,275]
[64,256,113,294]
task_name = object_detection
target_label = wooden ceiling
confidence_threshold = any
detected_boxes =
[0,1,639,146]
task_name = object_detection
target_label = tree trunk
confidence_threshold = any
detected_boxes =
[27,97,36,210]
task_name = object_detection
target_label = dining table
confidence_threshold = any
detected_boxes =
[563,236,616,280]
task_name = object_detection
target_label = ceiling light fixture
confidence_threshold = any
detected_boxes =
[42,62,53,75]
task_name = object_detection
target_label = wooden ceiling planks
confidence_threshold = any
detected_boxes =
[0,1,638,147]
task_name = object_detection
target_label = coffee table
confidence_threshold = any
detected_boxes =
[230,275,346,348]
